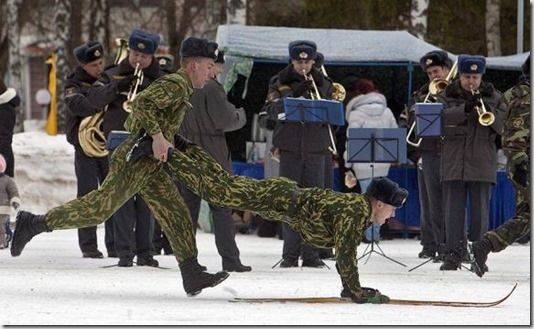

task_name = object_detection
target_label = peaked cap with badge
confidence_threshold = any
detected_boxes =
[419,50,452,71]
[457,54,486,75]
[288,40,317,60]
[128,28,161,55]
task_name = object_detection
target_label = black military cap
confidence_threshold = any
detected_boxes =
[458,54,486,75]
[73,41,104,64]
[156,54,174,73]
[215,50,225,64]
[365,177,409,208]
[128,28,160,55]
[180,37,218,60]
[288,40,317,60]
[420,50,451,71]
[522,53,530,78]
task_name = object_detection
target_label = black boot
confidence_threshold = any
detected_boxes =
[470,238,493,278]
[179,257,229,297]
[439,251,461,271]
[11,211,51,257]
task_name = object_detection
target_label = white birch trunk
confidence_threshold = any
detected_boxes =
[410,0,429,40]
[7,0,24,132]
[54,0,71,133]
[486,0,502,56]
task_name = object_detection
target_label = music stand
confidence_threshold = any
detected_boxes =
[347,128,407,267]
[408,102,444,272]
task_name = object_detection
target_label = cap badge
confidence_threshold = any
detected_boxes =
[138,42,146,50]
[94,50,101,57]
[214,49,219,57]
[158,58,166,66]
[299,51,308,59]
[470,64,478,71]
[425,58,433,65]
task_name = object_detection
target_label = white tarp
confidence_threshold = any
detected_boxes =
[216,24,528,70]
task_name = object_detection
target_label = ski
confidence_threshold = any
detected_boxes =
[230,283,517,308]
[100,263,172,270]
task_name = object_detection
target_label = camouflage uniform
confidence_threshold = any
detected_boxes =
[484,79,531,251]
[44,68,199,263]
[166,143,372,295]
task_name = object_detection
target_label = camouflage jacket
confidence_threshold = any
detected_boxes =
[124,68,194,143]
[501,79,530,172]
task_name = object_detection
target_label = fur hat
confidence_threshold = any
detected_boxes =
[522,53,530,78]
[288,40,317,60]
[458,54,486,75]
[365,177,409,208]
[419,50,452,71]
[215,50,225,64]
[180,37,219,60]
[128,29,160,55]
[73,41,104,64]
[0,153,6,174]
[156,54,174,72]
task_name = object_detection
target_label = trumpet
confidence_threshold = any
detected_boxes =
[303,70,337,155]
[122,62,144,113]
[319,65,346,102]
[470,87,495,126]
[406,60,458,147]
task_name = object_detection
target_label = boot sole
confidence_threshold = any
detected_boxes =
[10,213,28,257]
[186,272,230,297]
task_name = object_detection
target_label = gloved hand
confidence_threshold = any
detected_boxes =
[513,165,528,187]
[12,202,19,211]
[351,287,390,304]
[115,74,138,92]
[292,80,313,98]
[464,93,482,113]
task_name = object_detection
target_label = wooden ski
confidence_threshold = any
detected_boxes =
[230,283,517,308]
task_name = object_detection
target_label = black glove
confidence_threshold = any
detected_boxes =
[513,165,528,187]
[115,74,138,92]
[292,80,313,98]
[350,287,390,304]
[464,93,482,113]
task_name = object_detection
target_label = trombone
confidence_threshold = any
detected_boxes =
[406,60,458,147]
[303,70,338,155]
[470,87,495,126]
[122,62,144,113]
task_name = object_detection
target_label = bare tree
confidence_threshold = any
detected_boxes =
[7,0,24,132]
[410,0,429,40]
[53,0,71,134]
[485,0,501,56]
[89,0,109,48]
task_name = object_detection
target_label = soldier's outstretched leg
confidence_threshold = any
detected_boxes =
[179,257,229,297]
[11,211,51,257]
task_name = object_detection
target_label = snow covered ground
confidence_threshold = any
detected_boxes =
[0,132,530,326]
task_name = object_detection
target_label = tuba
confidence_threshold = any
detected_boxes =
[78,38,129,157]
[78,111,108,157]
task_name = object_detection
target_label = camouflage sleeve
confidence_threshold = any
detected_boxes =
[502,85,530,167]
[131,77,187,136]
[333,203,364,295]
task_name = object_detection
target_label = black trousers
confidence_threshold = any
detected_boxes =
[418,151,445,250]
[74,145,114,253]
[279,151,327,261]
[112,194,154,259]
[177,181,242,268]
[442,180,491,253]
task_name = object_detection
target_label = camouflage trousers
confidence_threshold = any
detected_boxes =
[45,137,197,263]
[165,144,299,223]
[485,182,530,252]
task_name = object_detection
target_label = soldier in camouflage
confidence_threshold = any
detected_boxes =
[162,134,408,304]
[10,37,230,297]
[471,53,531,278]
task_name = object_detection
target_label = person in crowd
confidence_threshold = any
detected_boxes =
[156,54,175,74]
[64,40,114,259]
[406,50,453,261]
[176,50,251,272]
[436,54,505,271]
[11,37,230,298]
[258,40,333,268]
[470,53,531,277]
[0,153,20,249]
[0,78,20,178]
[343,78,398,243]
[87,28,165,267]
